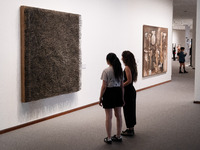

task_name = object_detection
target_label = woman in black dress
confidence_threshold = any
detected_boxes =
[121,50,138,136]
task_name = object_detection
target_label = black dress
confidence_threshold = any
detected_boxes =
[123,70,136,128]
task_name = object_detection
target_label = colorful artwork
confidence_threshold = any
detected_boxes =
[21,6,81,102]
[143,25,168,77]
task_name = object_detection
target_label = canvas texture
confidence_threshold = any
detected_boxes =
[21,6,81,102]
[143,25,168,77]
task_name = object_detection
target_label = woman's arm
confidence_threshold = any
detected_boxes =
[184,53,187,57]
[121,80,125,106]
[99,80,107,106]
[123,66,132,87]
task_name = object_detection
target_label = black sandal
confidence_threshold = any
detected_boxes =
[111,135,122,142]
[104,137,112,144]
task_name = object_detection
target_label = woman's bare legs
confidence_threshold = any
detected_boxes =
[179,63,183,73]
[179,63,188,73]
[114,107,122,137]
[105,109,112,139]
[183,63,188,73]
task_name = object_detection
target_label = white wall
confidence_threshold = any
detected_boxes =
[172,29,193,62]
[194,0,200,101]
[0,0,173,130]
[172,29,186,48]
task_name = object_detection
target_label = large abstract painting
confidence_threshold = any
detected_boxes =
[143,25,168,77]
[21,6,81,102]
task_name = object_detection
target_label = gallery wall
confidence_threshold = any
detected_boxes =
[172,30,186,48]
[0,0,173,130]
[172,29,193,62]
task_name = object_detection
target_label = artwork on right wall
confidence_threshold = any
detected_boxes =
[143,25,168,77]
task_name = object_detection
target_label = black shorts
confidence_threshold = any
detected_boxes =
[102,87,123,109]
[179,61,185,63]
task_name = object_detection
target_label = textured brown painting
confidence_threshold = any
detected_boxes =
[21,6,81,102]
[143,25,168,77]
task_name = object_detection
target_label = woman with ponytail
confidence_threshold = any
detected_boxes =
[121,50,138,136]
[99,53,124,144]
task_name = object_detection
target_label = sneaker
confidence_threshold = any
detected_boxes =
[179,71,183,73]
[111,135,122,142]
[104,137,112,144]
[121,129,134,136]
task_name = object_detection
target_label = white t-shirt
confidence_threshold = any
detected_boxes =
[101,66,122,87]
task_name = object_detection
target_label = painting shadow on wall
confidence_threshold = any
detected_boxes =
[18,93,78,122]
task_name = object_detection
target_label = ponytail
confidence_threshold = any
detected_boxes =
[106,53,123,81]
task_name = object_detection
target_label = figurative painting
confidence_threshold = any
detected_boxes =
[143,25,168,77]
[21,6,81,102]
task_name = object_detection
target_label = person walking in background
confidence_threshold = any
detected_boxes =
[99,53,124,144]
[177,46,181,61]
[178,47,188,73]
[173,47,176,61]
[121,50,138,136]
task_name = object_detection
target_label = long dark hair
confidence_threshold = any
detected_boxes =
[122,50,138,82]
[106,53,123,81]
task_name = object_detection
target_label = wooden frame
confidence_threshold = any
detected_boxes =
[142,25,168,77]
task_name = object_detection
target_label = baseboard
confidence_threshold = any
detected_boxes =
[137,80,171,92]
[0,80,171,134]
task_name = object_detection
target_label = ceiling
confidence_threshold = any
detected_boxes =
[173,0,197,30]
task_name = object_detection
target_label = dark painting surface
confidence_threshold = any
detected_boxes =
[21,6,81,102]
[143,25,168,77]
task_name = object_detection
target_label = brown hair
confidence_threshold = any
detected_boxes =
[122,50,138,82]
